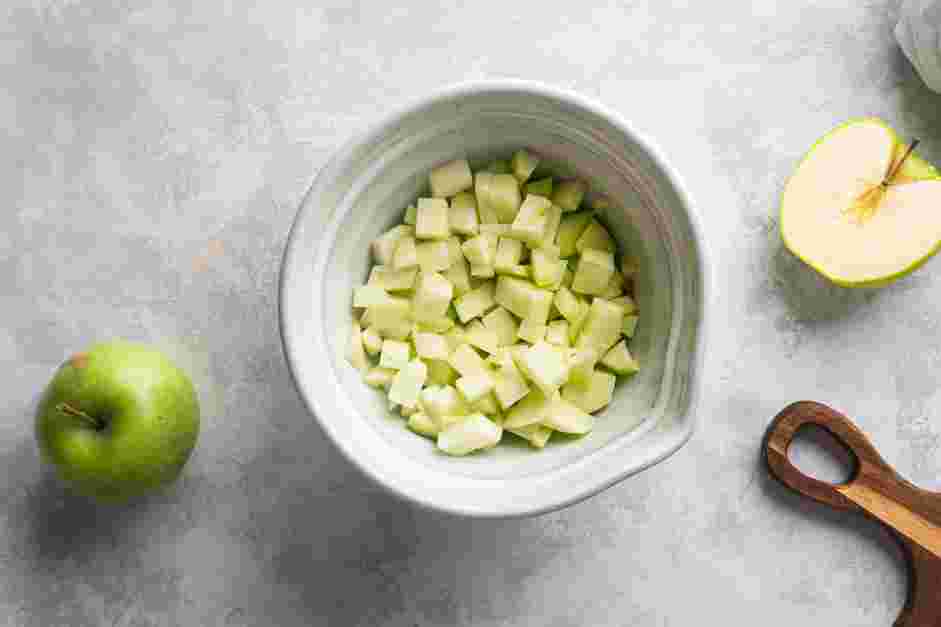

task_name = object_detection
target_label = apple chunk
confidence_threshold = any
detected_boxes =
[437,414,502,456]
[515,341,570,397]
[429,159,473,198]
[571,248,615,296]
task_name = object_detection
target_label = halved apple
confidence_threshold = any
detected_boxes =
[781,118,941,287]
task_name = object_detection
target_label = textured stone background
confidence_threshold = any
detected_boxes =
[3,1,941,625]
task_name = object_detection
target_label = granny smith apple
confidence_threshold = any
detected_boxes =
[781,118,941,287]
[35,340,200,502]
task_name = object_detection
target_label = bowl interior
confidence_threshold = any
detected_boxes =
[282,84,704,515]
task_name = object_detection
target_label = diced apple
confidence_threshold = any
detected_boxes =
[412,271,453,319]
[388,360,427,409]
[531,247,565,288]
[517,318,546,344]
[494,275,546,321]
[568,347,601,384]
[379,339,411,370]
[500,264,530,278]
[353,285,390,308]
[474,172,501,224]
[507,423,553,448]
[413,331,450,360]
[429,159,473,198]
[368,296,411,336]
[561,369,615,413]
[397,403,419,417]
[443,326,467,354]
[425,358,458,386]
[541,204,563,250]
[527,288,554,325]
[437,414,502,456]
[480,223,509,236]
[622,315,639,338]
[546,320,570,347]
[574,297,625,353]
[449,192,479,236]
[375,320,412,341]
[609,294,638,315]
[351,151,639,450]
[511,149,540,183]
[392,235,419,270]
[416,197,450,240]
[487,174,522,223]
[362,326,383,356]
[509,195,550,246]
[568,306,590,345]
[453,280,496,323]
[556,211,592,257]
[413,315,454,334]
[465,319,500,354]
[495,237,524,272]
[552,179,586,212]
[445,234,462,263]
[553,286,582,323]
[369,265,417,291]
[525,177,553,198]
[575,218,615,253]
[443,254,471,298]
[372,225,414,266]
[456,372,495,404]
[420,384,468,424]
[600,339,640,375]
[474,392,500,415]
[470,263,495,278]
[504,389,554,428]
[461,235,496,267]
[347,321,368,371]
[515,341,570,397]
[365,367,396,388]
[408,412,439,438]
[448,343,490,377]
[492,358,530,410]
[600,269,625,299]
[416,240,452,272]
[482,306,519,347]
[544,397,593,434]
[572,248,615,296]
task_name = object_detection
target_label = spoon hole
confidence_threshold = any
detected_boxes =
[788,424,858,485]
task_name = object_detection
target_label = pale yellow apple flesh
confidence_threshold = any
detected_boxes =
[781,120,941,286]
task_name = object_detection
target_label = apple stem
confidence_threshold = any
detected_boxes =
[883,138,921,188]
[56,402,104,430]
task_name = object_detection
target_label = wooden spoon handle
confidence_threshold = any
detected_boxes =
[766,402,941,626]
[765,401,892,510]
[767,401,941,553]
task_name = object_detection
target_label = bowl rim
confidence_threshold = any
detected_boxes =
[279,79,712,518]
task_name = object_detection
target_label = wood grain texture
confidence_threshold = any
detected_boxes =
[766,401,941,627]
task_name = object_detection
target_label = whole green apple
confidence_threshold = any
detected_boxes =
[35,340,200,502]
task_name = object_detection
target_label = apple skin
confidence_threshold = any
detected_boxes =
[35,340,200,503]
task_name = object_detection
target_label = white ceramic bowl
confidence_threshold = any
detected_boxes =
[280,80,709,518]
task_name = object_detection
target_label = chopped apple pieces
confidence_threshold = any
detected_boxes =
[347,151,644,454]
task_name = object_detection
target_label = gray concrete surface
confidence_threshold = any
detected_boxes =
[3,1,941,625]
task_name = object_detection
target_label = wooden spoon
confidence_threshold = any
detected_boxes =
[765,401,941,626]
